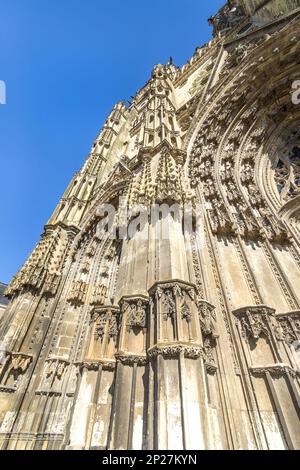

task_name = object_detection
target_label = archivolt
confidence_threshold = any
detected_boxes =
[187,16,300,240]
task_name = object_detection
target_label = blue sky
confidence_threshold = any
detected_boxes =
[0,0,224,283]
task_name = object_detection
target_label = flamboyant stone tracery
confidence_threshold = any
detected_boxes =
[1,0,300,451]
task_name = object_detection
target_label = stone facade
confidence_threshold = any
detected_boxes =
[0,0,300,450]
[0,283,8,323]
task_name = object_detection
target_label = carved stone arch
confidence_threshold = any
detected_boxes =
[184,60,251,157]
[71,190,122,256]
[187,21,300,243]
[213,109,257,205]
[187,83,265,238]
[185,14,300,161]
[64,189,125,306]
[186,57,263,190]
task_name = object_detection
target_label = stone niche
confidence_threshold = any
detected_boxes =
[118,296,149,358]
[233,305,300,450]
[148,280,202,347]
[86,306,120,362]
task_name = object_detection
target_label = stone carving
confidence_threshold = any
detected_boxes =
[160,290,176,321]
[154,281,196,324]
[233,306,300,350]
[274,147,300,203]
[108,314,119,340]
[45,358,69,380]
[203,336,216,367]
[115,354,148,366]
[86,240,98,257]
[43,273,61,296]
[80,360,116,372]
[10,353,32,373]
[250,365,300,379]
[198,301,217,336]
[208,202,235,236]
[91,306,120,342]
[128,301,146,328]
[277,312,300,345]
[233,306,277,341]
[67,280,88,305]
[0,353,33,390]
[90,284,107,306]
[120,297,148,330]
[81,260,91,274]
[181,301,192,323]
[148,344,203,360]
[95,312,108,339]
[5,227,70,299]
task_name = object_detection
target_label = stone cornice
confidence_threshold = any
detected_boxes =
[233,305,276,318]
[0,386,17,394]
[119,295,149,304]
[44,222,80,237]
[277,310,300,320]
[250,364,300,378]
[148,279,198,296]
[77,360,116,372]
[91,305,120,315]
[45,356,70,365]
[148,343,203,360]
[115,353,148,366]
[35,390,62,397]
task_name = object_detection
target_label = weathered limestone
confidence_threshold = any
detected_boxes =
[0,283,8,323]
[0,0,300,450]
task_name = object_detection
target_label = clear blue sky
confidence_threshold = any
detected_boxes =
[0,0,224,284]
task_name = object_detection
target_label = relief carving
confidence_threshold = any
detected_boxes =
[233,306,277,342]
[120,297,148,330]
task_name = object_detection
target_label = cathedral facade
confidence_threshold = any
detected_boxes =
[0,283,8,324]
[0,0,300,450]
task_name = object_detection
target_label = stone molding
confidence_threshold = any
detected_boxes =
[147,343,203,360]
[77,360,116,372]
[250,364,300,379]
[115,353,148,366]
